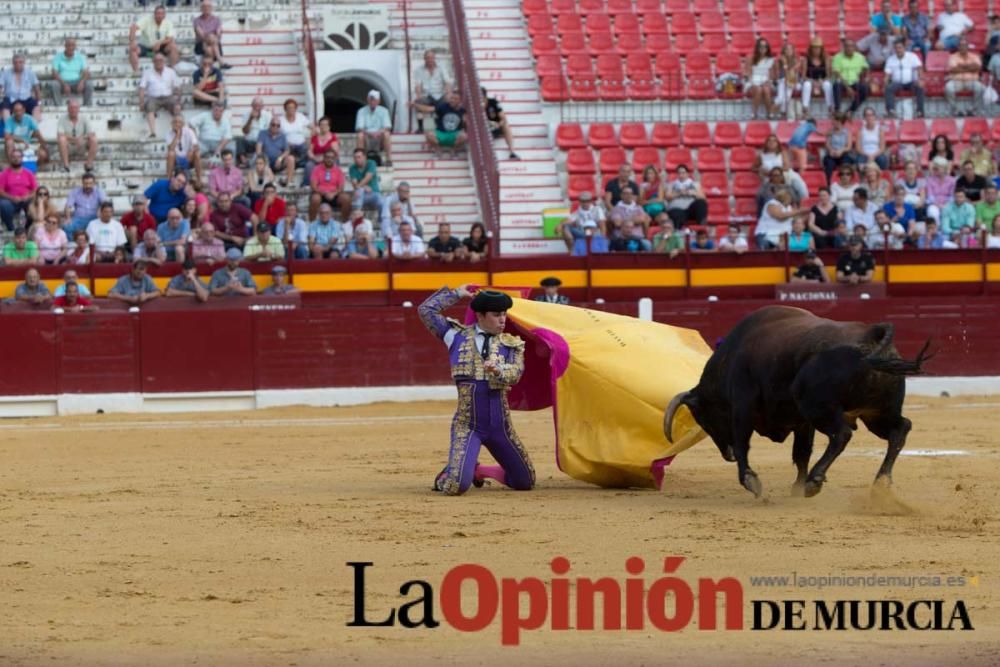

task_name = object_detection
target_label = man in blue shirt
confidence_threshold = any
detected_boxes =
[156,207,190,263]
[4,101,49,167]
[901,0,931,59]
[256,119,290,172]
[0,54,42,118]
[145,171,191,222]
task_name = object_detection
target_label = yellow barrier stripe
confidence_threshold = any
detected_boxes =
[985,264,1000,281]
[392,271,490,290]
[293,272,390,292]
[691,266,788,287]
[889,263,982,283]
[491,269,589,288]
[591,268,686,287]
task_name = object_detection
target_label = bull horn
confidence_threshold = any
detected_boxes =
[663,390,692,443]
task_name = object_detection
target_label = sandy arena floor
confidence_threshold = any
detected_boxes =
[0,397,998,666]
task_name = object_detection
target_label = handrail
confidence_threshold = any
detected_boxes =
[402,0,414,134]
[442,0,501,257]
[301,0,318,120]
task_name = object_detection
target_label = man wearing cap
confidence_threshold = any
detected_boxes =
[261,265,299,295]
[243,221,286,261]
[165,258,210,302]
[354,89,393,167]
[209,248,258,296]
[836,235,876,284]
[418,284,534,496]
[534,276,570,304]
[557,191,608,255]
[791,249,828,283]
[108,259,161,306]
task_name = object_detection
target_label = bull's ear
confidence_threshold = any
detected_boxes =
[863,323,894,353]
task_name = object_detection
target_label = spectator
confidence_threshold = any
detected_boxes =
[755,134,793,178]
[744,38,776,120]
[420,90,467,156]
[463,222,490,262]
[209,248,257,296]
[945,37,984,116]
[482,86,519,160]
[557,191,608,255]
[664,164,708,228]
[192,55,225,108]
[757,167,798,214]
[534,276,570,304]
[690,229,717,253]
[610,219,645,253]
[718,223,749,253]
[896,160,930,222]
[86,202,127,262]
[355,90,393,167]
[926,156,956,220]
[413,50,451,132]
[243,221,285,261]
[831,40,869,115]
[757,187,804,250]
[35,215,68,264]
[261,265,299,294]
[884,185,917,234]
[935,0,973,51]
[56,100,97,173]
[64,172,106,235]
[193,0,228,68]
[989,214,1000,248]
[53,270,91,298]
[256,116,294,188]
[305,116,340,179]
[308,203,348,258]
[871,0,903,36]
[130,5,179,73]
[808,187,842,248]
[774,43,802,119]
[955,224,980,248]
[916,220,946,248]
[253,182,287,229]
[844,187,880,236]
[609,187,651,245]
[882,40,926,119]
[347,209,374,240]
[787,115,819,171]
[27,187,57,232]
[133,229,167,266]
[246,154,275,207]
[165,258,210,301]
[138,52,180,139]
[604,164,640,209]
[308,150,347,220]
[380,181,420,236]
[278,99,311,185]
[652,218,684,257]
[111,246,131,264]
[927,134,956,168]
[4,100,49,167]
[427,223,466,262]
[858,26,894,71]
[0,150,39,231]
[955,160,989,202]
[52,281,96,312]
[146,171,191,223]
[237,98,271,167]
[960,134,996,178]
[192,101,232,163]
[391,221,426,260]
[109,259,161,305]
[67,230,90,265]
[348,147,382,212]
[823,112,856,182]
[801,38,834,116]
[941,189,976,239]
[207,149,248,207]
[638,165,665,217]
[275,203,310,260]
[164,114,202,184]
[975,184,1000,231]
[901,0,931,59]
[787,216,815,252]
[50,38,93,107]
[861,163,890,207]
[869,209,907,249]
[344,228,381,260]
[791,249,828,282]
[191,222,226,264]
[156,207,189,262]
[0,54,42,121]
[14,267,51,304]
[854,108,889,170]
[836,235,875,283]
[121,196,157,250]
[3,226,40,266]
[210,192,255,249]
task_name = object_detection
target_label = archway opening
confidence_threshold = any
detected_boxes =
[322,77,390,134]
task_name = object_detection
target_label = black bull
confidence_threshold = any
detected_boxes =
[663,306,932,497]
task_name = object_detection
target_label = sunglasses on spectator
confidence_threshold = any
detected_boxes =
[38,191,49,196]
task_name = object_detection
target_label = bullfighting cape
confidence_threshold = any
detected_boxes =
[471,297,710,489]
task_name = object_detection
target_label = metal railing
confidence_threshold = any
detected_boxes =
[301,0,318,120]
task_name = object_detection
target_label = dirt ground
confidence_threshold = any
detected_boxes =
[0,396,998,666]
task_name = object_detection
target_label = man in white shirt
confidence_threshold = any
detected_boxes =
[138,52,180,138]
[380,181,419,235]
[355,90,393,167]
[192,101,232,159]
[935,0,973,51]
[391,221,426,259]
[237,97,271,167]
[844,188,879,235]
[129,5,179,73]
[884,38,925,117]
[86,201,127,262]
[556,191,606,253]
[165,114,202,184]
[412,50,451,132]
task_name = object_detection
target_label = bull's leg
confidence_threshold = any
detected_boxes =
[804,422,853,497]
[731,403,762,497]
[790,427,815,495]
[870,416,912,485]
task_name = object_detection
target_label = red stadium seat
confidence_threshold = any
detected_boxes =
[651,122,681,147]
[787,31,811,52]
[588,123,618,148]
[625,52,654,76]
[673,33,701,52]
[784,12,810,33]
[607,0,633,14]
[721,0,745,13]
[532,34,559,56]
[726,9,753,32]
[620,122,650,148]
[700,10,726,34]
[540,76,570,101]
[729,146,757,171]
[733,172,761,196]
[702,33,729,52]
[559,32,590,56]
[755,0,779,13]
[654,51,681,76]
[754,12,781,34]
[566,54,595,77]
[802,171,826,194]
[685,51,713,76]
[596,53,625,78]
[632,146,663,170]
[600,78,630,100]
[671,11,697,34]
[557,123,587,149]
[566,147,597,174]
[568,174,597,200]
[587,31,620,56]
[744,121,773,146]
[535,54,564,77]
[522,0,548,16]
[961,117,991,142]
[682,121,712,147]
[783,0,808,10]
[550,0,577,14]
[585,13,612,35]
[665,0,690,12]
[729,31,756,52]
[813,11,839,32]
[776,121,797,144]
[842,0,868,12]
[686,76,716,100]
[924,51,951,96]
[812,0,838,11]
[930,118,959,143]
[578,0,604,14]
[697,147,727,171]
[733,197,757,221]
[569,75,601,100]
[714,121,743,147]
[557,14,585,34]
[614,13,642,37]
[599,147,628,173]
[636,0,663,14]
[706,198,732,225]
[627,78,661,100]
[642,13,670,37]
[665,146,694,170]
[700,171,729,198]
[527,14,555,37]
[991,117,1000,143]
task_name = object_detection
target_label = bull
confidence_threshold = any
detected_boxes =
[663,306,931,498]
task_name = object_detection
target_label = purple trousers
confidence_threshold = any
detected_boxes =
[437,380,535,495]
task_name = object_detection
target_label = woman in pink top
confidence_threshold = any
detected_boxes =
[925,157,956,221]
[34,214,68,264]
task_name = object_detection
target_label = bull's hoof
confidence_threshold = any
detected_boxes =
[742,472,763,497]
[803,478,824,497]
[790,481,806,497]
[722,446,736,462]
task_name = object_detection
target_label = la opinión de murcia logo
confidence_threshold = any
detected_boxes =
[347,557,974,645]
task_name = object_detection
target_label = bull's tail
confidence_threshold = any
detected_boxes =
[865,339,933,376]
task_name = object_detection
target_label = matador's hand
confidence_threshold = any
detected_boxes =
[483,359,501,375]
[455,284,474,299]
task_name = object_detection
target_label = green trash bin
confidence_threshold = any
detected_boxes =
[542,207,570,238]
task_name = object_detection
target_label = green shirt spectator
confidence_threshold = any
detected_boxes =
[831,51,868,85]
[653,231,684,253]
[3,240,39,262]
[348,158,381,194]
[975,196,1000,231]
[242,234,286,260]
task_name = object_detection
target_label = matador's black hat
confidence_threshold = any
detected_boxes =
[470,290,513,313]
[540,276,562,287]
